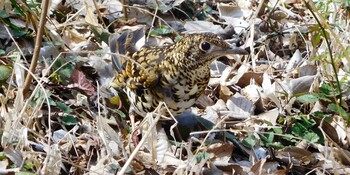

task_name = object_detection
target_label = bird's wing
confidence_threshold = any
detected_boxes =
[109,27,145,73]
[124,48,166,89]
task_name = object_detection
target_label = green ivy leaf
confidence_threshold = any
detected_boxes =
[62,115,78,126]
[303,131,320,143]
[297,94,319,103]
[57,102,73,113]
[0,65,12,80]
[242,135,259,148]
[327,103,348,117]
[195,152,211,164]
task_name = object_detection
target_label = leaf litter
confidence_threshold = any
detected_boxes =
[0,0,350,174]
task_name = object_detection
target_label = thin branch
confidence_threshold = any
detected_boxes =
[23,0,50,95]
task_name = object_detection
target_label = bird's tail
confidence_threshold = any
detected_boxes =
[109,27,145,73]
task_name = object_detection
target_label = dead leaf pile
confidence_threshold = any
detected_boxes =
[0,0,350,174]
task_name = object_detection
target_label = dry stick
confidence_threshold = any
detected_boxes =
[92,0,106,27]
[122,0,128,19]
[22,0,50,95]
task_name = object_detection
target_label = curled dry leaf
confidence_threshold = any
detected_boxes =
[207,142,233,162]
[333,148,350,166]
[257,108,279,126]
[201,106,220,126]
[300,64,317,76]
[210,61,229,77]
[70,69,96,96]
[196,94,215,109]
[3,147,23,168]
[84,2,99,27]
[314,117,339,144]
[289,75,315,95]
[285,49,302,73]
[251,159,287,175]
[154,127,170,165]
[276,147,316,166]
[236,72,264,88]
[217,2,251,33]
[241,79,263,103]
[14,59,25,88]
[225,63,250,86]
[226,93,254,119]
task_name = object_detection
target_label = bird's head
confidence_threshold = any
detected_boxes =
[168,33,248,68]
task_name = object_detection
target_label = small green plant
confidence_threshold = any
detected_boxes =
[291,115,324,143]
[149,25,173,36]
[297,82,350,123]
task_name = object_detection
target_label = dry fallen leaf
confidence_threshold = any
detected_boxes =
[70,69,96,96]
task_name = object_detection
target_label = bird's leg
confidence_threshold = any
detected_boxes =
[129,108,141,145]
[130,112,136,134]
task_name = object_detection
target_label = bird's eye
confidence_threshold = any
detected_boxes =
[200,42,211,51]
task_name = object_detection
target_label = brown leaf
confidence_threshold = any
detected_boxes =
[71,69,96,96]
[207,142,234,162]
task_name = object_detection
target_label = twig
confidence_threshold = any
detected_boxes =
[122,0,128,19]
[22,0,50,95]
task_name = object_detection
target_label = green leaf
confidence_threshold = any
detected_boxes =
[24,162,35,170]
[297,94,319,103]
[51,59,74,83]
[195,152,211,164]
[281,134,296,142]
[0,153,6,160]
[260,132,274,143]
[9,0,26,17]
[58,64,74,81]
[308,24,320,32]
[57,102,73,113]
[303,131,320,143]
[62,115,78,126]
[32,90,53,107]
[273,128,283,134]
[0,10,9,18]
[292,122,307,136]
[113,109,127,119]
[149,25,173,36]
[0,50,5,55]
[300,115,316,127]
[292,116,323,143]
[320,82,339,96]
[242,135,259,148]
[311,33,321,47]
[327,103,348,117]
[311,111,332,120]
[0,65,12,80]
[47,98,57,106]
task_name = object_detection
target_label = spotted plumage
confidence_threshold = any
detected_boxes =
[110,29,248,118]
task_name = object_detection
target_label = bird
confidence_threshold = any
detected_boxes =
[109,28,248,129]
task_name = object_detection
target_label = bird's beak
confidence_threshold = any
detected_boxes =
[227,46,249,55]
